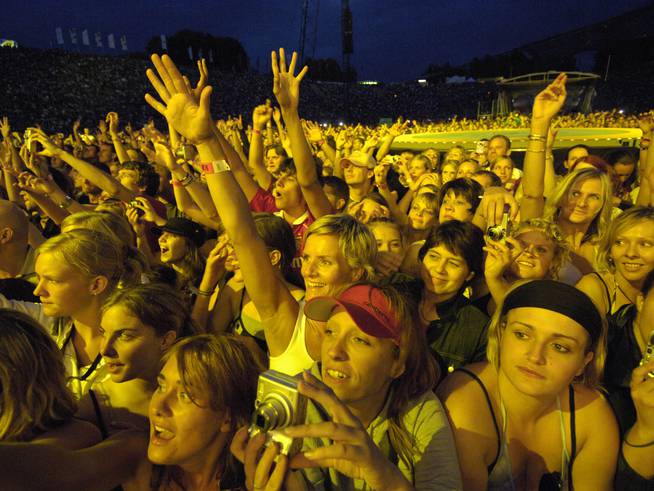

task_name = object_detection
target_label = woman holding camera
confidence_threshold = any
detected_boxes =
[481,218,569,315]
[235,283,462,491]
[438,280,619,490]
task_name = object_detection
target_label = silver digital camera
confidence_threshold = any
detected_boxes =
[248,370,308,455]
[486,205,511,242]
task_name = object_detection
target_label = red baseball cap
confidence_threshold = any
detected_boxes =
[304,284,402,345]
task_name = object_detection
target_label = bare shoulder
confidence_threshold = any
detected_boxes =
[32,418,102,450]
[575,272,610,314]
[437,363,495,420]
[570,385,619,444]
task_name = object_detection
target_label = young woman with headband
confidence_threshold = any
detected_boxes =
[438,280,619,490]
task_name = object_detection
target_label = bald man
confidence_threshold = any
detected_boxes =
[0,200,34,281]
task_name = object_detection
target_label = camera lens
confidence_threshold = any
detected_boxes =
[252,395,293,432]
[487,227,504,242]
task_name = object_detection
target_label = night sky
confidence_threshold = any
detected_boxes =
[1,0,649,82]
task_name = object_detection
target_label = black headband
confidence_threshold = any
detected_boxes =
[502,280,602,344]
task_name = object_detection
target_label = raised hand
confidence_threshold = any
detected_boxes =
[374,162,391,190]
[188,58,209,101]
[16,171,56,196]
[153,141,180,172]
[30,128,62,158]
[252,101,273,129]
[483,237,522,280]
[203,236,230,286]
[145,54,215,144]
[546,126,558,151]
[532,73,567,122]
[272,107,282,126]
[72,118,81,134]
[304,120,323,144]
[106,112,120,134]
[0,117,11,140]
[271,48,308,113]
[126,206,146,238]
[131,196,160,224]
[388,119,409,138]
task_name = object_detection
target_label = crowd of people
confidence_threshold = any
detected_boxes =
[1,47,653,131]
[0,47,653,491]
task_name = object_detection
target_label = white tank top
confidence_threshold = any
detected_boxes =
[268,302,315,375]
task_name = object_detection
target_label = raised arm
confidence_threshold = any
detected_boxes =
[144,54,300,356]
[32,129,136,203]
[636,120,653,206]
[249,102,274,190]
[107,112,130,164]
[272,48,332,218]
[376,120,408,162]
[521,73,567,220]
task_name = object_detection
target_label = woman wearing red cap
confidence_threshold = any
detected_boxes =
[235,283,462,491]
[438,280,619,490]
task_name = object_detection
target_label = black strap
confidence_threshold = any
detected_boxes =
[88,389,109,440]
[590,271,612,314]
[568,385,576,490]
[457,368,502,471]
[79,354,102,381]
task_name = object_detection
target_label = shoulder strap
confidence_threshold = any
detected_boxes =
[590,272,612,314]
[568,385,576,490]
[88,389,109,440]
[79,354,102,381]
[238,287,247,310]
[456,368,502,471]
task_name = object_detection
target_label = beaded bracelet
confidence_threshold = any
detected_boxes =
[528,134,547,142]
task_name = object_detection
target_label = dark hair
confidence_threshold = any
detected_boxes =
[122,161,160,196]
[102,283,197,338]
[489,134,511,151]
[439,177,484,214]
[252,213,297,284]
[643,269,654,298]
[265,144,288,159]
[276,158,297,177]
[604,149,638,189]
[322,176,350,210]
[418,220,485,279]
[473,169,502,187]
[567,144,590,160]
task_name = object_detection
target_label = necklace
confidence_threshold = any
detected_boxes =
[615,275,637,305]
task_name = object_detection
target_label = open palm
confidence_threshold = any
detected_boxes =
[145,54,215,144]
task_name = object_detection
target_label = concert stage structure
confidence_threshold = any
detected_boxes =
[391,127,643,153]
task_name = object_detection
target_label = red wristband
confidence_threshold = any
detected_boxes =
[252,128,262,136]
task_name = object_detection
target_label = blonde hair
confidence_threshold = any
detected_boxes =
[486,283,606,389]
[304,214,377,281]
[0,309,76,441]
[37,229,131,293]
[61,210,148,285]
[510,218,569,279]
[596,206,654,273]
[544,168,613,245]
